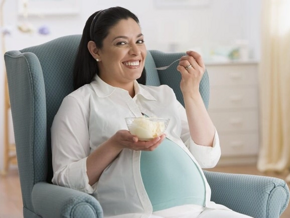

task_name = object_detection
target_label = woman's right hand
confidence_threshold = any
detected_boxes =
[110,130,165,151]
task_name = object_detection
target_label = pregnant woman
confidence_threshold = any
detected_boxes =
[51,6,252,218]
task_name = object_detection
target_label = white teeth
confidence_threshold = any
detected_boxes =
[124,61,139,66]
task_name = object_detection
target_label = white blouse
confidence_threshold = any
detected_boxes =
[51,76,224,217]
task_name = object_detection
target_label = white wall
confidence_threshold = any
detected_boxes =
[0,0,261,170]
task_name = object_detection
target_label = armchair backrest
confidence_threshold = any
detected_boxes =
[5,35,81,210]
[4,35,209,212]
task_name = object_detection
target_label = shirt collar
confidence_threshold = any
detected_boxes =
[90,75,117,98]
[134,82,156,101]
[91,75,156,101]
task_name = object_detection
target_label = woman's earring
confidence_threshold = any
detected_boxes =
[96,58,100,62]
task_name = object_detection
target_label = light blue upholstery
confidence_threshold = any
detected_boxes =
[4,35,289,218]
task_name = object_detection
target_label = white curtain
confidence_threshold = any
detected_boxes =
[257,0,290,181]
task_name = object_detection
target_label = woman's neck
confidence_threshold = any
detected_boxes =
[99,74,135,97]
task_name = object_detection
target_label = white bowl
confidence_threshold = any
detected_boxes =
[125,117,169,141]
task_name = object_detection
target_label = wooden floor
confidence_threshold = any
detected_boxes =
[0,165,289,218]
[0,169,22,218]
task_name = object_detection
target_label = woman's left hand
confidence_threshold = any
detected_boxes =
[177,51,205,97]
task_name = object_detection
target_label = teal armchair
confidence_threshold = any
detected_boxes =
[4,35,289,218]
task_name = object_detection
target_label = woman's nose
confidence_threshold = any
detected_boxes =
[129,43,140,55]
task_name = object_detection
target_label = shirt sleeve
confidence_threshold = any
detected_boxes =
[185,131,221,168]
[51,95,96,194]
[177,100,221,168]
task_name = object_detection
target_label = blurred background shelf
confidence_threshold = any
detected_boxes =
[206,62,260,166]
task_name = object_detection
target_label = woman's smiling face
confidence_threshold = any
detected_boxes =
[95,18,147,89]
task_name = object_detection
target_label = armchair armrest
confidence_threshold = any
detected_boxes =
[204,171,289,218]
[31,182,103,218]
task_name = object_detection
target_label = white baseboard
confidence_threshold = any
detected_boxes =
[217,155,258,166]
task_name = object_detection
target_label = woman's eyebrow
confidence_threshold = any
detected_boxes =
[112,33,143,41]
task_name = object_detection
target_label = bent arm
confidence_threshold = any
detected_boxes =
[175,51,221,167]
[177,95,221,168]
[177,51,215,147]
[52,96,124,191]
[183,93,215,146]
[87,130,166,185]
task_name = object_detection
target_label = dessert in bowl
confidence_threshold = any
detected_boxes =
[125,117,170,141]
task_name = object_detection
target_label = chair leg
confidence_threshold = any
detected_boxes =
[1,143,8,175]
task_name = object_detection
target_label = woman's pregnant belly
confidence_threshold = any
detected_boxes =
[140,138,206,212]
